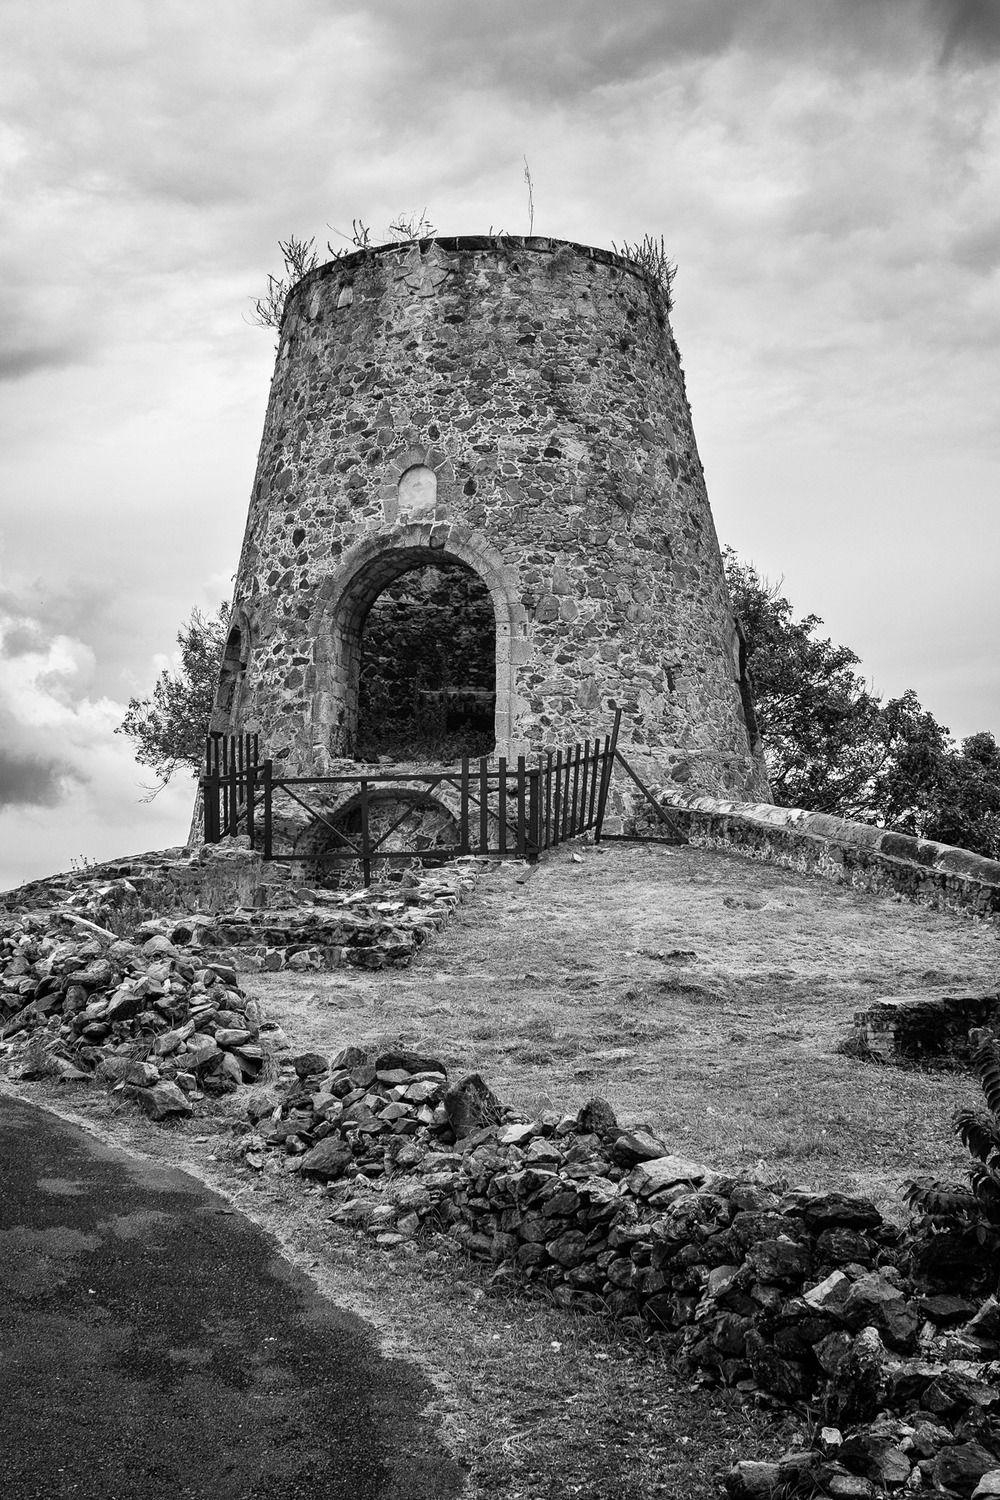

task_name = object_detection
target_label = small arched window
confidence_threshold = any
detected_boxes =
[397,464,437,521]
[217,625,245,715]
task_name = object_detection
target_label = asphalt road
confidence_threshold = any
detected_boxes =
[0,1095,463,1500]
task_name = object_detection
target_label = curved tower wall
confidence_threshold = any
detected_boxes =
[216,235,768,800]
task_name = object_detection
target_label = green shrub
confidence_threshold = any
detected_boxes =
[903,1030,1000,1292]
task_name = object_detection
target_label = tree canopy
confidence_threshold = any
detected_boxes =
[117,604,229,788]
[725,551,1000,858]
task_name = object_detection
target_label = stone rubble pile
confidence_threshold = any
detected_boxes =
[0,914,266,1119]
[238,1045,1000,1500]
[0,842,270,923]
[137,861,488,972]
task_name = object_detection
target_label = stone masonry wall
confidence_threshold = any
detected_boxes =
[653,793,1000,921]
[215,235,768,805]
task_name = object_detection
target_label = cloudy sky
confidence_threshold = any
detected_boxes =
[1,0,999,888]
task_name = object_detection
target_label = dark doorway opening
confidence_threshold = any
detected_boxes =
[356,561,496,762]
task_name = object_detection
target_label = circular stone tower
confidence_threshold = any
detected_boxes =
[212,235,768,806]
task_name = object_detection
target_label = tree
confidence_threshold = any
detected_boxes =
[725,550,1000,858]
[880,720,1000,854]
[724,551,887,815]
[117,604,229,788]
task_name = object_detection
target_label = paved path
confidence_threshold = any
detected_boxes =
[0,1096,463,1500]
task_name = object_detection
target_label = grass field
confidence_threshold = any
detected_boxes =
[253,841,999,1210]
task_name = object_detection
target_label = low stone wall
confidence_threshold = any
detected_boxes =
[845,992,1000,1068]
[0,841,278,922]
[240,1045,1000,1500]
[649,794,1000,922]
[137,860,489,972]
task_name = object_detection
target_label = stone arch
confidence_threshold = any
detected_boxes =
[292,785,463,873]
[313,523,526,759]
[210,606,255,730]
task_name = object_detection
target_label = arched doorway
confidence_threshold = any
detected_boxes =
[315,528,522,763]
[356,560,496,761]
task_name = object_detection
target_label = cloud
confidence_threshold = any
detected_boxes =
[931,0,1000,64]
[349,0,1000,110]
[0,603,91,809]
[0,714,73,810]
[0,579,112,655]
[0,344,88,381]
[0,580,194,883]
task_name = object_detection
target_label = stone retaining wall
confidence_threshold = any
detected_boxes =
[651,794,1000,922]
[0,842,279,922]
[138,859,488,972]
[243,1046,1000,1500]
[845,993,1000,1069]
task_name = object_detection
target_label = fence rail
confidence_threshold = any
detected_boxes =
[201,710,678,882]
[202,720,619,879]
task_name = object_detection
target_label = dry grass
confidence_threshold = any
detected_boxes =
[253,842,999,1212]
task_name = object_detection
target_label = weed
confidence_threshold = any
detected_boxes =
[248,234,321,329]
[610,233,677,310]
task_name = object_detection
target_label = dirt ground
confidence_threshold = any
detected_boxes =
[251,841,999,1209]
[9,842,998,1497]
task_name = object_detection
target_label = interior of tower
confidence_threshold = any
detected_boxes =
[355,559,496,763]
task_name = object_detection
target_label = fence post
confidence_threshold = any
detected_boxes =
[586,738,600,827]
[246,753,257,850]
[578,741,591,835]
[527,767,541,861]
[360,777,372,886]
[202,737,216,843]
[498,756,507,857]
[459,757,470,854]
[203,775,217,843]
[220,733,229,837]
[262,759,273,860]
[552,750,562,847]
[594,708,623,842]
[516,755,527,859]
[478,758,489,853]
[236,733,244,833]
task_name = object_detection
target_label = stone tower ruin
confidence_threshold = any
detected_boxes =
[211,235,768,816]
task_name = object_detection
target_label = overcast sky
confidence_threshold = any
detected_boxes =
[1,0,999,888]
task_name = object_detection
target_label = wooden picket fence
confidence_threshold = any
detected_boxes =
[201,710,686,883]
[203,731,260,844]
